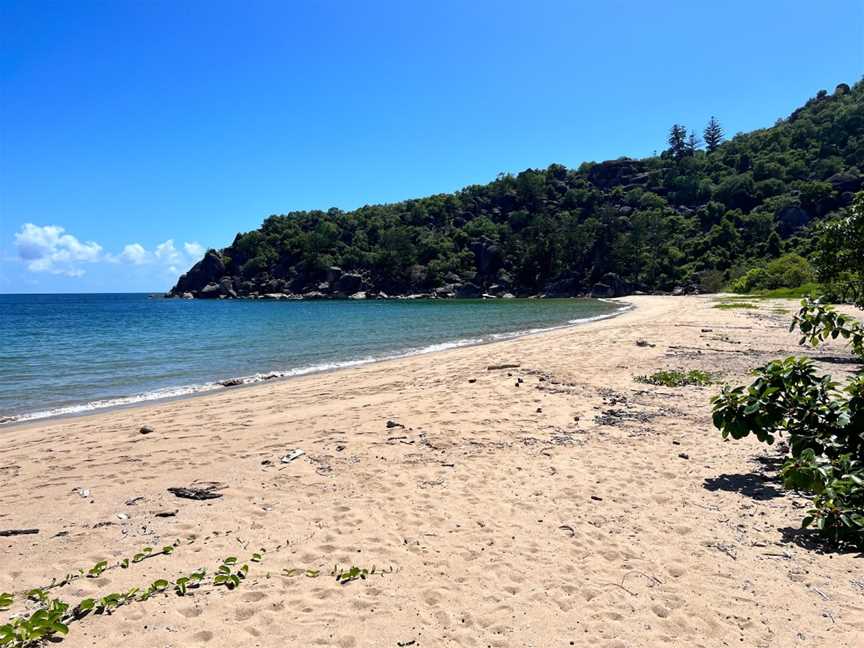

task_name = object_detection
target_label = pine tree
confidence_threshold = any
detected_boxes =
[667,124,688,160]
[704,116,724,152]
[686,130,701,155]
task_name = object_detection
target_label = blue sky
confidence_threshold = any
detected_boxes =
[1,0,862,293]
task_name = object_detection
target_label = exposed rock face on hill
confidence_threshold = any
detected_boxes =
[168,81,863,300]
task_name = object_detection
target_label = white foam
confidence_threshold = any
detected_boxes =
[3,302,631,425]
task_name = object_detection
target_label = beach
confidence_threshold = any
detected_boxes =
[1,295,862,647]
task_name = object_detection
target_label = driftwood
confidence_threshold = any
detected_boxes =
[0,528,39,537]
[487,363,521,370]
[167,487,222,500]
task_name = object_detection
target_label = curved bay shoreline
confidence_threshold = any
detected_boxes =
[3,298,632,428]
[1,295,862,647]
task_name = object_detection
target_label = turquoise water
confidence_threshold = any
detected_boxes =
[0,294,625,423]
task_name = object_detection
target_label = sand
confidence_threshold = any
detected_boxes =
[1,295,862,648]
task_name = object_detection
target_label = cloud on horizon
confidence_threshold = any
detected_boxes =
[14,223,205,278]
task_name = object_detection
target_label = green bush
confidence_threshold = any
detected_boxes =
[711,300,864,548]
[730,253,815,293]
[635,369,715,387]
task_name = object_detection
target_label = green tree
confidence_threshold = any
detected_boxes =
[667,124,688,160]
[703,116,724,152]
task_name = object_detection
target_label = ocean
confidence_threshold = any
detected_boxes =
[0,294,626,423]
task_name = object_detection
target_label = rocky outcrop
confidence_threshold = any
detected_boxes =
[169,250,227,296]
[589,273,631,298]
[543,272,583,298]
[587,158,647,190]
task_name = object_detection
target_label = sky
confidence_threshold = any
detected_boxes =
[1,1,862,293]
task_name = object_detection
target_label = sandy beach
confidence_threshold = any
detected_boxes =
[1,295,862,648]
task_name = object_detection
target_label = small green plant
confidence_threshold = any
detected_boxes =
[712,301,758,310]
[0,598,69,646]
[635,369,715,387]
[332,565,373,584]
[0,595,11,612]
[174,569,206,596]
[213,558,248,590]
[86,561,108,578]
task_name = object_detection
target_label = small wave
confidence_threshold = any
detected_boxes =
[2,304,630,425]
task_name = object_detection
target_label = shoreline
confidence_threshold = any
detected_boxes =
[2,298,633,429]
[1,294,862,647]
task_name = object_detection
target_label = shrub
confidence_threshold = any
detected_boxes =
[711,300,864,548]
[729,253,814,293]
[635,369,715,387]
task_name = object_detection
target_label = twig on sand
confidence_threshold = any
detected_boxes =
[0,528,39,537]
[622,570,663,587]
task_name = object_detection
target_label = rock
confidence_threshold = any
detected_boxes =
[469,238,503,276]
[167,486,223,500]
[678,452,690,460]
[455,283,482,298]
[386,420,405,429]
[155,510,178,518]
[302,291,327,299]
[199,283,222,298]
[501,292,516,299]
[335,273,363,294]
[170,250,226,296]
[544,272,582,297]
[776,205,811,235]
[827,170,862,193]
[635,339,655,348]
[139,425,154,435]
[587,158,646,189]
[218,277,237,298]
[468,378,477,383]
[220,378,243,387]
[181,292,194,299]
[487,363,521,370]
[348,291,367,300]
[326,266,343,284]
[590,272,631,298]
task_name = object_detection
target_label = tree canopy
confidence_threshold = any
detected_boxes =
[171,80,864,299]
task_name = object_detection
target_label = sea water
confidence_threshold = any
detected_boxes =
[0,294,626,423]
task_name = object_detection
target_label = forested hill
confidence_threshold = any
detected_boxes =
[170,80,863,300]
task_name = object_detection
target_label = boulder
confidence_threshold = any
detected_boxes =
[455,283,482,298]
[335,273,363,294]
[348,291,367,300]
[776,205,811,235]
[589,273,631,298]
[587,158,646,189]
[219,277,237,298]
[171,250,226,296]
[199,283,222,298]
[469,238,503,276]
[326,266,343,284]
[827,171,862,193]
[543,272,582,297]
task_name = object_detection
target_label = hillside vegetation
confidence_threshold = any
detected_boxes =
[170,80,863,300]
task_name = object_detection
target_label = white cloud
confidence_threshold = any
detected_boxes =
[119,243,149,265]
[154,239,182,265]
[14,224,103,276]
[13,224,207,278]
[184,241,204,258]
